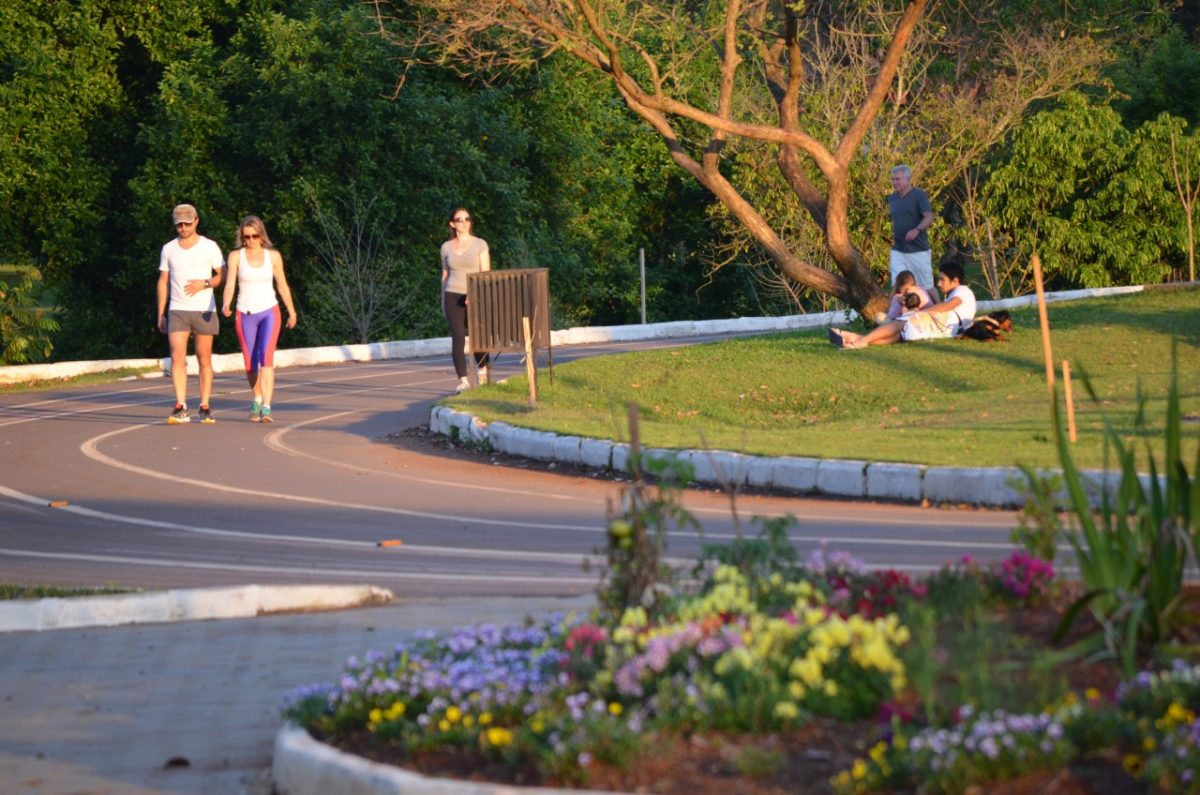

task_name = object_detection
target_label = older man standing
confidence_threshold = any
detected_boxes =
[887,165,935,291]
[156,203,225,424]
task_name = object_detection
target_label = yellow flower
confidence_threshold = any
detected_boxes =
[620,606,649,628]
[463,715,475,728]
[852,759,868,780]
[446,706,461,724]
[484,727,513,747]
[789,656,822,686]
[438,719,451,732]
[823,680,839,697]
[869,741,888,764]
[893,735,908,751]
[385,702,406,720]
[1143,736,1156,752]
[774,701,800,721]
[608,702,623,716]
[1085,687,1101,701]
[1122,754,1144,777]
[479,712,493,725]
[530,718,545,733]
[368,708,383,725]
[1166,702,1195,725]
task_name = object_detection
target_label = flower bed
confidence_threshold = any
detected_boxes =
[283,547,1200,793]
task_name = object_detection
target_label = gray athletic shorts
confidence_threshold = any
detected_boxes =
[167,309,219,335]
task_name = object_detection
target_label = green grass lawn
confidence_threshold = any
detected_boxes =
[447,287,1200,470]
[0,584,137,600]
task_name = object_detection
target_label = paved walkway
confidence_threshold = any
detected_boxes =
[0,595,593,795]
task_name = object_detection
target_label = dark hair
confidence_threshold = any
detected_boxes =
[939,261,965,284]
[894,270,916,289]
[903,292,922,310]
[446,207,473,242]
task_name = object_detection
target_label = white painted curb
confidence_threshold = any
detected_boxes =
[429,405,1162,510]
[274,723,620,795]
[0,283,1152,384]
[0,584,394,632]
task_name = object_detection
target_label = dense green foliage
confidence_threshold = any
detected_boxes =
[0,0,736,362]
[0,266,59,364]
[982,94,1193,289]
[0,0,1197,364]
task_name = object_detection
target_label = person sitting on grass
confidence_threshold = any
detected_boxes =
[885,269,934,321]
[829,262,976,349]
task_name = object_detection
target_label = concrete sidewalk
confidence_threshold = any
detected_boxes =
[0,592,595,795]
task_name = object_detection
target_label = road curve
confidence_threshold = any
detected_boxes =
[0,336,1021,597]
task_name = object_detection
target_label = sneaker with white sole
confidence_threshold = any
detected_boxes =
[250,401,262,422]
[455,377,470,393]
[259,405,273,423]
[168,404,190,424]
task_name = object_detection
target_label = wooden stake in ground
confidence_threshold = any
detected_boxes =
[522,315,538,407]
[1062,359,1077,443]
[1032,253,1056,410]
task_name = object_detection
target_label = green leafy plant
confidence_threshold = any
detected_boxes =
[0,265,59,365]
[1010,468,1064,564]
[693,514,802,598]
[597,407,700,619]
[1054,346,1200,675]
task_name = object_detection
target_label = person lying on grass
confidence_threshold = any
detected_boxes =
[829,262,977,349]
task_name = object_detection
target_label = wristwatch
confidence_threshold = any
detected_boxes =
[204,279,211,288]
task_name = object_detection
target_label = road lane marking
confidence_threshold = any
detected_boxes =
[264,409,1015,531]
[2,350,1016,530]
[0,547,597,585]
[1,478,1033,559]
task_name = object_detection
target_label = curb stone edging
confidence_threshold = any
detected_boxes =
[430,406,1156,510]
[273,722,621,795]
[0,584,394,633]
[0,283,1163,385]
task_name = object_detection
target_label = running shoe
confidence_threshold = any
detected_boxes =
[250,401,262,422]
[167,404,190,424]
[455,377,470,393]
[198,405,215,424]
[259,405,273,424]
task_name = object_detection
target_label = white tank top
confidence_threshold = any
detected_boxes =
[235,249,278,314]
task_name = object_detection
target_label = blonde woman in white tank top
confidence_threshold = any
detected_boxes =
[221,215,298,422]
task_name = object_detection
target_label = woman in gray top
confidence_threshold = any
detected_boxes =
[441,207,491,392]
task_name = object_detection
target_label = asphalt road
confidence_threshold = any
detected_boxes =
[0,336,1022,596]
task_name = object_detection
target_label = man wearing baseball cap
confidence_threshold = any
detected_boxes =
[156,203,225,424]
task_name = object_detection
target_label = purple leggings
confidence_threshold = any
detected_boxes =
[235,305,281,373]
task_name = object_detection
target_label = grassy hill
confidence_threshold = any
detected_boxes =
[447,287,1200,470]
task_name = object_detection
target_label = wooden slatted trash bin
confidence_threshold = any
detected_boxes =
[465,268,552,404]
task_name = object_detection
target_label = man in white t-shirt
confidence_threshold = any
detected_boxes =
[156,204,225,424]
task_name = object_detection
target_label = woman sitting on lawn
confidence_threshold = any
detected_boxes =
[830,262,976,349]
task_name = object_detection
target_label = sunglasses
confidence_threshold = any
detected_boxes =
[243,233,261,240]
[452,216,471,223]
[175,220,196,227]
